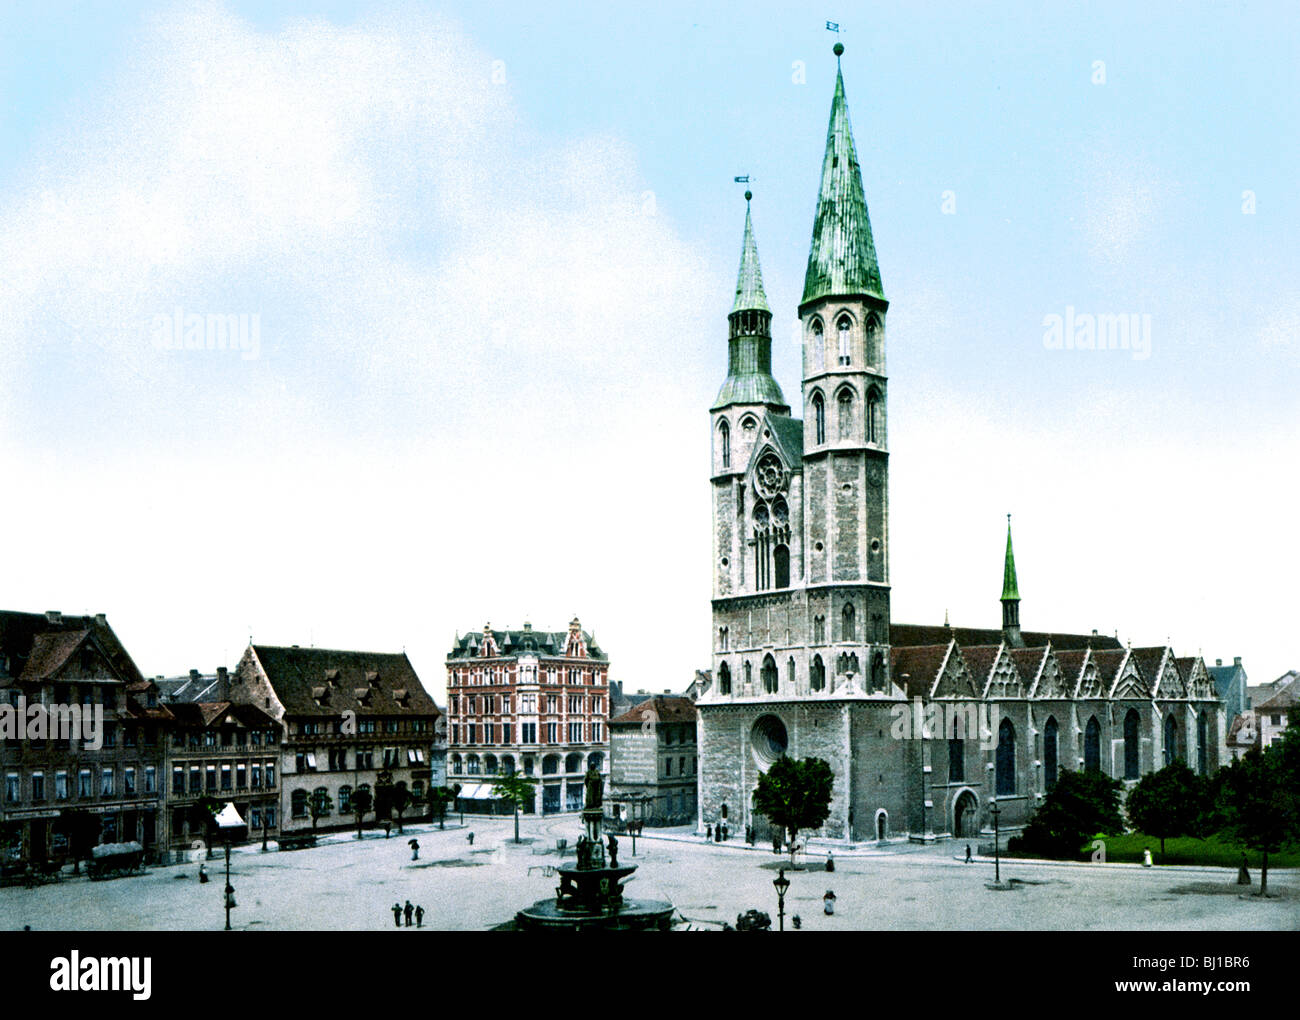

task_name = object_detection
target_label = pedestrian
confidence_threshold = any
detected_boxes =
[467,831,475,846]
[791,915,802,930]
[825,850,835,873]
[404,900,414,927]
[721,821,729,841]
[706,823,713,841]
[199,862,208,884]
[964,844,972,864]
[823,890,836,916]
[1237,853,1251,886]
[415,904,425,928]
[409,838,420,861]
[391,902,402,927]
[772,830,781,855]
[1141,847,1153,868]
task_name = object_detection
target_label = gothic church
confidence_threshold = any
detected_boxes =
[696,45,1224,843]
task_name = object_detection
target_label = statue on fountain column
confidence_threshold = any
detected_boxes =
[584,766,603,809]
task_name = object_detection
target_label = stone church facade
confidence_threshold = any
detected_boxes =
[696,46,1225,844]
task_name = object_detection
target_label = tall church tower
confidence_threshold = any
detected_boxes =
[799,42,891,689]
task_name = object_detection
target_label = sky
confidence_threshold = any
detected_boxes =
[0,1,1296,702]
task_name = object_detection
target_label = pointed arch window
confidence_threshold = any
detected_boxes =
[719,420,730,469]
[743,661,752,687]
[812,615,825,643]
[1044,716,1059,790]
[867,387,880,444]
[948,716,965,783]
[1164,714,1180,766]
[1085,716,1102,774]
[837,316,852,366]
[995,718,1016,795]
[718,662,731,696]
[811,320,824,371]
[786,656,795,688]
[1196,711,1208,776]
[866,316,881,364]
[813,393,825,444]
[761,655,778,695]
[838,389,853,440]
[1122,709,1140,778]
[841,602,856,642]
[773,544,790,588]
[810,655,826,692]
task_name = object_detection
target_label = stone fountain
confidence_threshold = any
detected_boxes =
[514,768,674,931]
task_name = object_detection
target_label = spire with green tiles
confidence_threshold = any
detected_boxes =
[1002,514,1020,601]
[802,43,884,306]
[732,192,770,314]
[712,192,787,412]
[1001,514,1024,646]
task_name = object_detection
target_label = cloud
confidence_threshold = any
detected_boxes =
[0,1,724,693]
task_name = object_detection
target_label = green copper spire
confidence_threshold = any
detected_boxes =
[732,193,770,313]
[1001,515,1020,601]
[712,192,786,412]
[802,45,884,305]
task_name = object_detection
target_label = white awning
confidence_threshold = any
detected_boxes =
[305,752,317,769]
[407,749,417,764]
[456,783,498,800]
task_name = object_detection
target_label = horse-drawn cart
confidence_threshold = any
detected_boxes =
[87,841,145,880]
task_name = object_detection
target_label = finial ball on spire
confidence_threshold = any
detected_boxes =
[833,42,844,57]
[744,190,752,202]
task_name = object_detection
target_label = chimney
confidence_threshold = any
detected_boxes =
[94,613,107,627]
[1216,658,1223,666]
[189,669,200,681]
[217,666,228,682]
[45,610,62,625]
[1234,656,1242,667]
[216,666,229,696]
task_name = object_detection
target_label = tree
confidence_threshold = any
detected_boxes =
[491,773,537,844]
[307,789,333,832]
[191,796,221,860]
[1124,761,1210,859]
[55,808,101,875]
[752,756,834,866]
[1216,741,1300,897]
[351,787,373,840]
[1011,769,1124,860]
[390,785,412,834]
[428,787,455,830]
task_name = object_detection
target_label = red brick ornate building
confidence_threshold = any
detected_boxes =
[445,618,608,815]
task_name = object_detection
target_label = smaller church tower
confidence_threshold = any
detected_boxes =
[711,193,789,599]
[1001,515,1025,648]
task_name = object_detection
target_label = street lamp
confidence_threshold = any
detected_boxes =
[214,802,246,931]
[989,799,1002,885]
[773,867,790,932]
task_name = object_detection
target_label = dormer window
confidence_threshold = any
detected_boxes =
[838,317,852,366]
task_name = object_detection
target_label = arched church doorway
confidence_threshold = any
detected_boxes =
[875,810,888,841]
[953,790,978,838]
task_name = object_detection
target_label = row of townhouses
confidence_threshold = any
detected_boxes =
[0,610,449,869]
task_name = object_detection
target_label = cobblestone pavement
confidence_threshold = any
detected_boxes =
[3,815,1296,931]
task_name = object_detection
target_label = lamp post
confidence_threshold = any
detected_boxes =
[773,867,790,932]
[989,799,1001,885]
[214,802,246,931]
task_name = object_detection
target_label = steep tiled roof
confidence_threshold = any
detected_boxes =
[890,644,950,698]
[0,610,146,687]
[448,626,607,661]
[168,701,277,730]
[891,623,1119,651]
[1129,647,1167,690]
[611,695,697,727]
[250,645,439,719]
[1255,679,1298,711]
[767,413,805,466]
[1008,647,1047,686]
[1090,649,1128,690]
